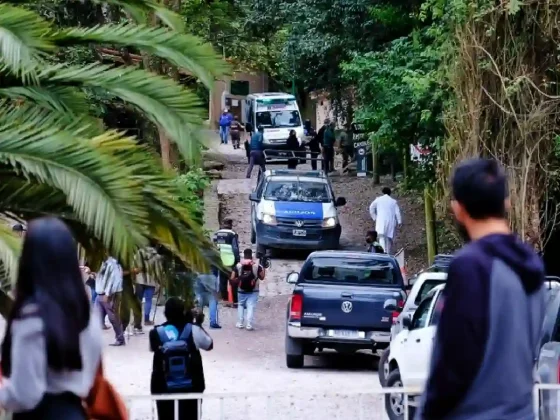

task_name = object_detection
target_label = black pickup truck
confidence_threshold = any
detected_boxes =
[285,251,407,368]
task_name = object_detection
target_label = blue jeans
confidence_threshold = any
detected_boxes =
[135,284,155,322]
[196,291,219,326]
[89,285,97,304]
[219,126,230,144]
[237,291,258,325]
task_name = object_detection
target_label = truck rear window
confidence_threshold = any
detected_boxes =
[301,257,399,285]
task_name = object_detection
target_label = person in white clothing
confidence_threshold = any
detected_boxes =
[369,187,402,254]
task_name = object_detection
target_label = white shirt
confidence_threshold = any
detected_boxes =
[369,194,402,239]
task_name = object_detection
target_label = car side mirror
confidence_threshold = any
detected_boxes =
[405,284,413,291]
[286,271,299,284]
[384,299,397,312]
[335,197,347,207]
[249,193,259,202]
[402,316,412,330]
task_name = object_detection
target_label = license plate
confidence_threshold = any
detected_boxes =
[327,329,365,339]
[292,229,307,237]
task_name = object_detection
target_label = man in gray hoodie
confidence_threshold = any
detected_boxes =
[416,158,545,420]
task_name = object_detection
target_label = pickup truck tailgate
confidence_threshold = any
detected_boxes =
[300,283,403,330]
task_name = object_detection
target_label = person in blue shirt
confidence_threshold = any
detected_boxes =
[194,270,221,329]
[246,125,266,179]
[218,109,233,144]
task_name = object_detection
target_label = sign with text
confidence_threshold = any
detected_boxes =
[351,123,369,177]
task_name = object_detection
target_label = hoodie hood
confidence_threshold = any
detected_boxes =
[477,233,544,293]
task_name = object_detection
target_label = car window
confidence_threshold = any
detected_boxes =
[429,292,444,326]
[263,180,331,203]
[411,294,435,330]
[414,279,446,305]
[301,257,400,286]
[256,177,266,197]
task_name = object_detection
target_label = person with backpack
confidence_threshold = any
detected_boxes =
[229,115,245,149]
[212,218,240,306]
[150,297,213,420]
[218,109,233,144]
[366,230,385,253]
[231,249,265,331]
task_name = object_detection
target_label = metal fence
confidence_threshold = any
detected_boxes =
[534,383,560,420]
[125,387,421,420]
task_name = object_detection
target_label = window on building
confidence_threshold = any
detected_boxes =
[230,80,250,96]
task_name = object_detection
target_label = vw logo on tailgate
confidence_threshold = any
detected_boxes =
[341,301,353,313]
[295,220,304,227]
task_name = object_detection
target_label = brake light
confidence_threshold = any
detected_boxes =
[290,294,302,321]
[391,300,405,324]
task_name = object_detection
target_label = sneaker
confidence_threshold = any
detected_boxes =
[236,323,244,329]
[210,323,222,329]
[133,328,144,335]
[109,341,125,347]
[246,325,254,331]
[145,320,155,326]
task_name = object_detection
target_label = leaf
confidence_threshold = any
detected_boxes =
[51,23,230,87]
[0,222,20,289]
[0,3,54,82]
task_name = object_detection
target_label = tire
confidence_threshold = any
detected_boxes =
[378,348,390,386]
[250,226,256,244]
[384,369,416,420]
[286,354,304,368]
[256,237,266,255]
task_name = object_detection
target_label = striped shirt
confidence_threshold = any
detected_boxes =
[95,257,123,296]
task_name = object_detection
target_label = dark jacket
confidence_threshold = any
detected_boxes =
[250,132,264,151]
[315,125,326,147]
[417,233,545,420]
[323,127,335,148]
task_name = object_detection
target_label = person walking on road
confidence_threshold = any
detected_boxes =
[369,187,401,254]
[231,249,265,331]
[230,115,244,149]
[286,129,300,170]
[218,108,233,144]
[213,218,240,306]
[0,217,104,419]
[132,246,160,333]
[246,125,266,179]
[194,269,221,329]
[95,254,125,346]
[150,297,213,420]
[416,158,546,420]
[322,121,336,173]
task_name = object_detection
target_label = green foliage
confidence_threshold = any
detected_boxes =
[0,0,226,301]
[173,168,209,225]
[343,14,449,189]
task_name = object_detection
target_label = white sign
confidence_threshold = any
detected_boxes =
[231,99,239,107]
[410,144,431,164]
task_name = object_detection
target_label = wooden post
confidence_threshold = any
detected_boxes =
[372,140,380,185]
[424,186,437,265]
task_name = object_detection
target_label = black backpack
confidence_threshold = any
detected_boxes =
[156,324,195,391]
[238,262,258,292]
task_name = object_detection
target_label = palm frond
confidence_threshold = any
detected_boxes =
[94,0,185,33]
[40,63,206,160]
[0,222,20,289]
[0,4,53,82]
[0,85,91,116]
[0,105,151,261]
[51,24,229,87]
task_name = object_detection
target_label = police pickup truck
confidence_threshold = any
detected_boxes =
[284,251,407,368]
[250,170,346,254]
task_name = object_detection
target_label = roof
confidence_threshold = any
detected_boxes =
[249,92,295,99]
[265,169,326,178]
[307,250,398,262]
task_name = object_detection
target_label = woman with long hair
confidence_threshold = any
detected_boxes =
[0,217,103,419]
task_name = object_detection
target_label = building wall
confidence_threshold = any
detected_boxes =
[209,72,269,128]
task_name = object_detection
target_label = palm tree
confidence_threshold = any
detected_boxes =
[0,0,229,313]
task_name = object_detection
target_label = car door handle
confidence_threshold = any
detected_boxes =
[341,293,352,298]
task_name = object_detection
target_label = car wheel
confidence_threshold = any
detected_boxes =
[384,369,415,420]
[378,348,390,386]
[256,237,266,255]
[286,354,304,368]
